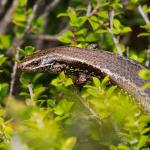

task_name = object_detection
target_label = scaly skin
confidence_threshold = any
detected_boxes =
[18,46,150,112]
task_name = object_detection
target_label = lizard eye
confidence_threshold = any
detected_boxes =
[29,60,41,67]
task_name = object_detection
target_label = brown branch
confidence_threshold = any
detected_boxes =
[86,0,92,16]
[36,0,62,49]
[42,0,62,19]
[77,96,102,126]
[28,84,34,101]
[138,5,149,24]
[33,34,59,41]
[25,0,43,31]
[0,0,18,34]
[9,50,19,98]
[8,0,44,97]
[6,37,24,55]
[90,0,101,16]
[5,0,43,55]
[0,0,8,14]
[108,10,122,56]
[138,5,150,67]
[33,25,70,41]
[86,0,101,17]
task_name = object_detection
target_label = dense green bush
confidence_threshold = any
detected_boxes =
[0,0,150,149]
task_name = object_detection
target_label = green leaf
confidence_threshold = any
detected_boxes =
[54,105,64,116]
[54,99,74,116]
[101,76,110,88]
[70,16,87,27]
[88,16,100,30]
[13,13,26,22]
[76,28,87,35]
[57,13,68,17]
[19,46,35,56]
[141,23,150,30]
[98,11,108,19]
[51,78,59,87]
[58,30,74,43]
[67,8,87,27]
[68,8,77,22]
[130,0,139,4]
[96,29,108,34]
[18,0,27,7]
[47,99,56,107]
[19,73,30,87]
[142,5,150,13]
[139,70,150,80]
[112,28,120,34]
[64,78,73,87]
[0,55,7,65]
[76,36,85,42]
[141,127,150,135]
[117,144,131,150]
[106,86,117,98]
[130,54,144,63]
[32,16,44,33]
[59,72,66,80]
[24,46,35,55]
[33,86,46,100]
[93,77,101,87]
[0,83,9,99]
[33,73,43,83]
[0,35,11,49]
[85,32,99,42]
[142,82,150,90]
[61,137,76,150]
[138,135,148,149]
[19,92,29,97]
[121,27,132,34]
[88,19,100,30]
[137,33,150,37]
[113,19,121,29]
[51,72,73,88]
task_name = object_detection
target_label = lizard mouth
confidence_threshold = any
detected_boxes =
[17,58,42,72]
[17,63,33,72]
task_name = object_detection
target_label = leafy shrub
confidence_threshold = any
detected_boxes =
[0,0,150,150]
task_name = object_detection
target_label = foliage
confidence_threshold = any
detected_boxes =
[0,0,150,150]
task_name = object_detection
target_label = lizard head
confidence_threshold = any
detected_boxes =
[18,52,66,73]
[18,52,54,72]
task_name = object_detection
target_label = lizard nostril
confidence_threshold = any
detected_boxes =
[18,63,24,69]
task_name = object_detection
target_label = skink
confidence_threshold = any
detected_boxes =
[18,46,150,112]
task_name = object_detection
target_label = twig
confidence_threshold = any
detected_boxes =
[0,0,8,7]
[9,50,19,98]
[138,5,150,67]
[109,10,114,30]
[145,53,150,67]
[0,0,18,34]
[42,0,62,20]
[6,37,24,55]
[33,34,59,41]
[108,10,122,56]
[25,0,43,31]
[0,0,8,14]
[86,0,92,16]
[86,0,101,17]
[28,84,34,101]
[138,5,149,24]
[90,0,101,16]
[36,0,62,48]
[77,96,101,125]
[5,0,42,55]
[33,26,70,41]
